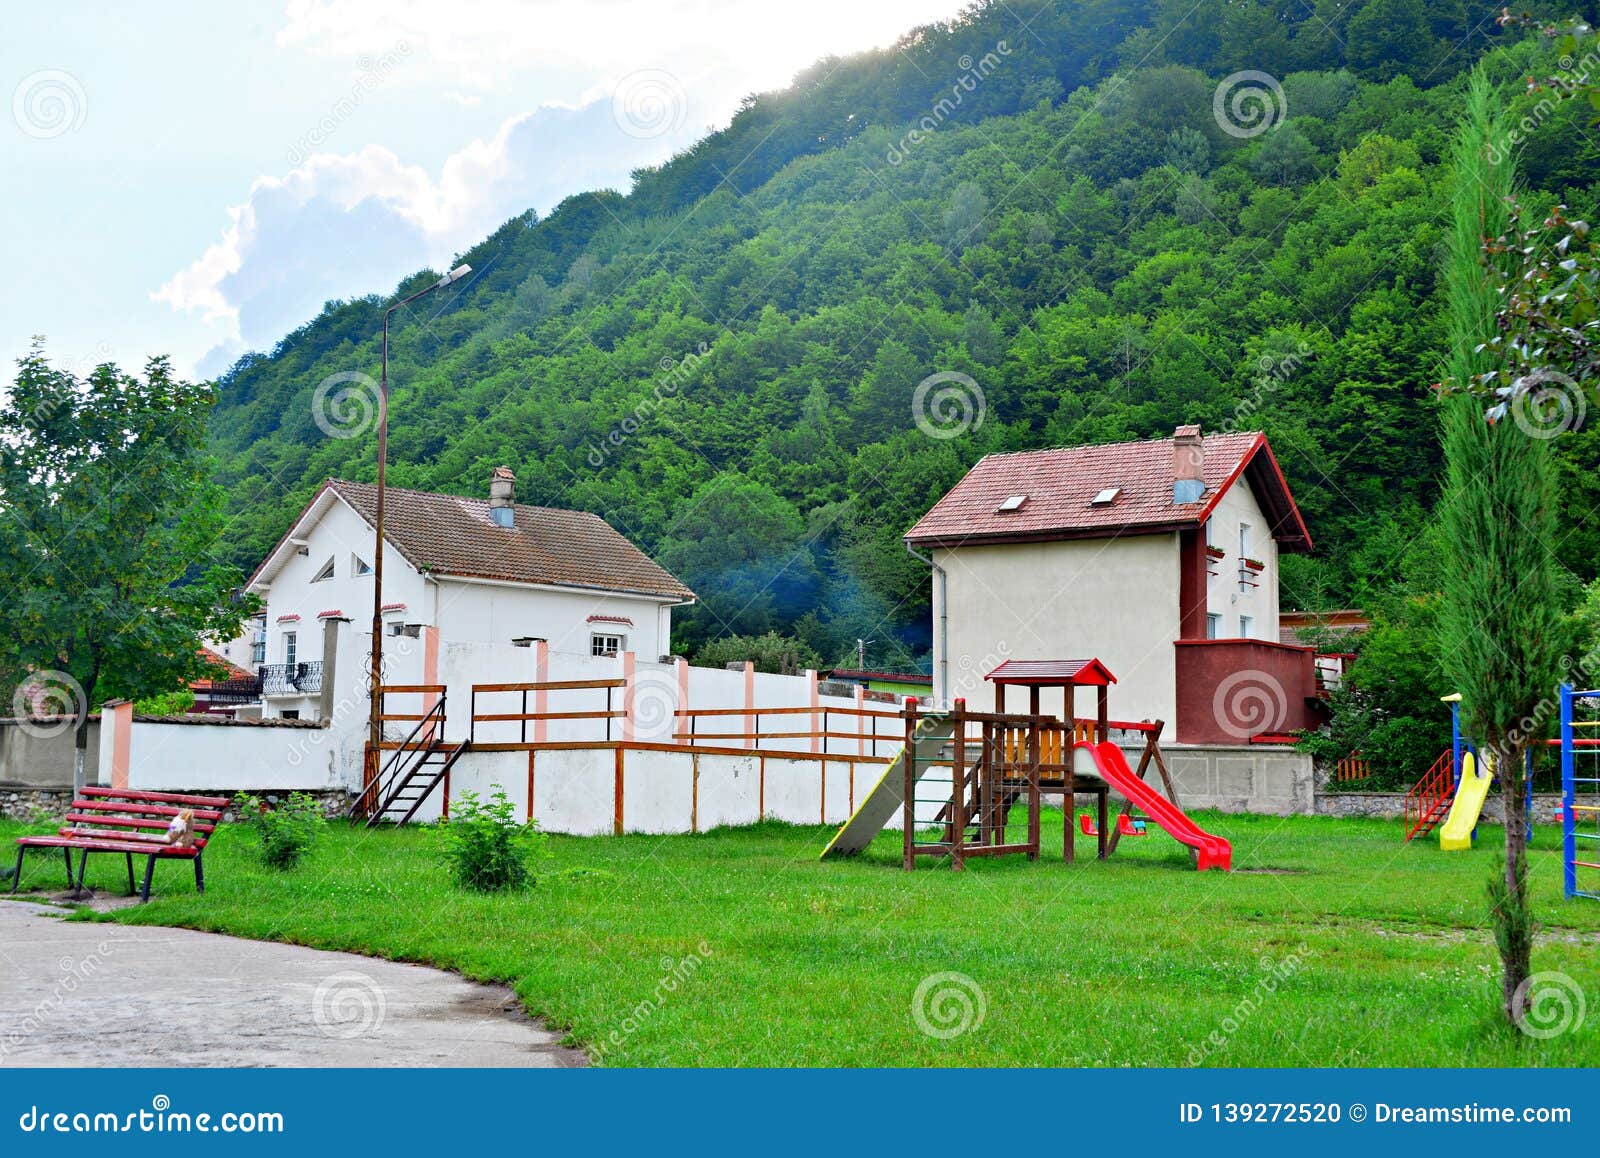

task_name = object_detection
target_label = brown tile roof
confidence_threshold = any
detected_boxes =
[904,429,1311,551]
[289,480,694,601]
[196,647,254,683]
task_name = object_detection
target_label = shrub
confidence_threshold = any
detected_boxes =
[437,788,547,892]
[233,791,326,869]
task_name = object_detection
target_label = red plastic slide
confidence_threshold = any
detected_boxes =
[1079,740,1231,871]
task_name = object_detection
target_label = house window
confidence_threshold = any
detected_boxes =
[353,555,372,576]
[591,633,625,658]
[311,557,335,582]
[1206,613,1222,640]
[250,624,267,666]
[284,632,297,666]
[1239,615,1254,639]
[280,710,300,721]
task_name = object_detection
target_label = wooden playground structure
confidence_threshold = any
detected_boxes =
[895,658,1210,871]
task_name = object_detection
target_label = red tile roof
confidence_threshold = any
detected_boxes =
[195,647,254,684]
[828,668,934,684]
[252,480,695,602]
[985,658,1117,686]
[904,430,1311,551]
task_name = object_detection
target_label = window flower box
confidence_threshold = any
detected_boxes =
[1205,544,1227,560]
[1240,557,1266,572]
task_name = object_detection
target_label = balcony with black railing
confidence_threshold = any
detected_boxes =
[259,661,322,696]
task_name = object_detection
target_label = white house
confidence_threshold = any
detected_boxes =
[238,469,695,720]
[904,424,1321,744]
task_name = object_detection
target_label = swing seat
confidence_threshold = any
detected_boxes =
[1079,813,1148,837]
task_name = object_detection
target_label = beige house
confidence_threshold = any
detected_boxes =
[904,425,1321,744]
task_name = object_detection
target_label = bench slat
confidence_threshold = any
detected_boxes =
[80,787,230,808]
[64,813,216,834]
[59,827,210,849]
[69,800,223,822]
[16,834,203,858]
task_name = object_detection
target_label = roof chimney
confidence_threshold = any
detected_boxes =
[1172,424,1204,504]
[489,466,516,528]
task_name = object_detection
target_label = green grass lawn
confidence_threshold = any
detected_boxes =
[5,809,1599,1066]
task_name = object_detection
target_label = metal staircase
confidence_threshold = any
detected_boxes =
[352,687,471,827]
[1403,749,1456,841]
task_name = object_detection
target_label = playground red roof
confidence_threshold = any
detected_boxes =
[985,658,1117,686]
[904,428,1311,551]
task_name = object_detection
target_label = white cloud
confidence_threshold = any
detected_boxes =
[156,88,724,356]
[158,0,972,372]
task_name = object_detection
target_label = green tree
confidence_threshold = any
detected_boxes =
[0,345,255,786]
[1436,75,1563,1029]
[659,473,818,649]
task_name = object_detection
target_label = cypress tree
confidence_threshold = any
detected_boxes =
[1437,73,1564,1027]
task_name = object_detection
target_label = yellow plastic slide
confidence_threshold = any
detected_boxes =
[1439,750,1494,851]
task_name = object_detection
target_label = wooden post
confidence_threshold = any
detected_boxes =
[1064,684,1076,864]
[675,656,690,746]
[621,651,637,742]
[807,668,820,754]
[743,661,756,747]
[1097,788,1108,860]
[1106,723,1166,857]
[855,684,866,759]
[902,700,917,871]
[1096,684,1109,744]
[533,640,549,743]
[613,745,625,835]
[951,699,967,870]
[1027,712,1041,861]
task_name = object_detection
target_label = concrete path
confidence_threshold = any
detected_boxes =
[0,900,586,1067]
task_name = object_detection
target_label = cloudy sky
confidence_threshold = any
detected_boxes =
[2,0,969,383]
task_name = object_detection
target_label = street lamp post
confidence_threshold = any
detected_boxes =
[366,264,472,798]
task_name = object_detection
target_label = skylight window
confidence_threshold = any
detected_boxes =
[996,494,1028,513]
[1090,487,1122,506]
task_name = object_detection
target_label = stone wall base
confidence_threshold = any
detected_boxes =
[0,785,358,825]
[1315,791,1565,824]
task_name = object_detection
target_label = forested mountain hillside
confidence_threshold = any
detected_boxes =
[207,0,1600,669]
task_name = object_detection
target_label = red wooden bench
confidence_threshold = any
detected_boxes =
[9,787,229,903]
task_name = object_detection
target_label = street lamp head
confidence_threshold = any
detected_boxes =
[437,263,472,288]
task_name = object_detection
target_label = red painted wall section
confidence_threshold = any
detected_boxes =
[1173,639,1322,744]
[1177,529,1207,640]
